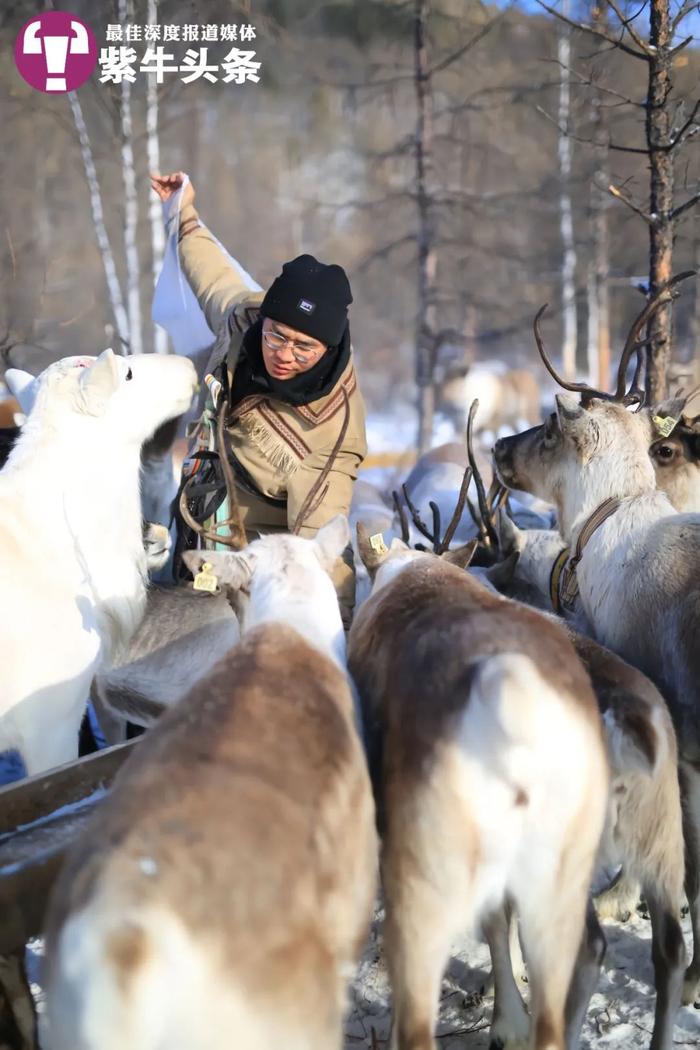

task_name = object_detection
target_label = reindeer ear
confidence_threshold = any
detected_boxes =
[681,386,700,425]
[5,369,39,415]
[486,549,521,589]
[314,515,351,570]
[356,521,391,578]
[181,549,253,591]
[442,539,478,570]
[79,348,121,416]
[555,394,599,461]
[496,507,523,556]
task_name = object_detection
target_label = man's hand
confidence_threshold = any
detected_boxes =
[150,171,195,209]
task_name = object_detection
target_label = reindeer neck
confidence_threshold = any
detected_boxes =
[246,587,347,671]
[7,422,145,572]
[558,448,659,539]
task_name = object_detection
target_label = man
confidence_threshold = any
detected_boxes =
[150,171,367,627]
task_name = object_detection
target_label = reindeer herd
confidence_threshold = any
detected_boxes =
[1,278,700,1050]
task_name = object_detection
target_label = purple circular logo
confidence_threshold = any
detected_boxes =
[14,12,97,94]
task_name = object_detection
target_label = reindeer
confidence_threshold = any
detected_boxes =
[375,432,686,1049]
[349,525,608,1050]
[90,583,239,742]
[472,506,686,1049]
[645,388,700,513]
[440,364,541,435]
[0,349,197,775]
[41,518,377,1050]
[493,274,700,1007]
[3,366,190,525]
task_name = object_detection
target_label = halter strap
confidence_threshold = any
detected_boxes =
[555,496,622,611]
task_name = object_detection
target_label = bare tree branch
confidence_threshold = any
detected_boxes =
[672,0,698,31]
[536,105,649,153]
[671,193,700,223]
[669,34,694,56]
[668,99,700,151]
[429,10,506,76]
[544,57,643,108]
[605,0,652,53]
[536,1,650,61]
[608,182,654,226]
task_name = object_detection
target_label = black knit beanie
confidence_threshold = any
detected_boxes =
[260,254,353,347]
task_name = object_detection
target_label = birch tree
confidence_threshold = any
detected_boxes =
[414,0,438,452]
[557,0,578,380]
[118,0,143,354]
[68,90,129,353]
[586,1,611,389]
[146,0,168,353]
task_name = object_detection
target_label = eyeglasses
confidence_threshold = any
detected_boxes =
[262,329,324,364]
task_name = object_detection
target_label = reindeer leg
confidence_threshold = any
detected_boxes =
[645,889,686,1050]
[563,899,606,1050]
[483,904,530,1050]
[0,951,38,1050]
[680,763,700,1006]
[383,872,456,1050]
[382,798,469,1050]
[594,869,640,923]
[517,863,595,1050]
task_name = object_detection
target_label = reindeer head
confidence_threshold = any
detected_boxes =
[485,509,567,610]
[645,388,700,512]
[182,516,351,634]
[494,275,694,534]
[7,349,197,448]
[355,521,476,596]
[495,396,656,532]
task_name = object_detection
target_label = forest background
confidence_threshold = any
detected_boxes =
[1,0,698,435]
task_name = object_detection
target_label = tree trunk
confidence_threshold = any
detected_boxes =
[645,0,674,403]
[146,0,168,354]
[68,92,129,352]
[119,0,143,355]
[414,0,437,452]
[558,0,578,380]
[692,207,700,362]
[587,2,611,388]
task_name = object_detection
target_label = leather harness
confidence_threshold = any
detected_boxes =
[549,496,622,613]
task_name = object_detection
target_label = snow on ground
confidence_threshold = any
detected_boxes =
[345,903,700,1048]
[21,898,700,1045]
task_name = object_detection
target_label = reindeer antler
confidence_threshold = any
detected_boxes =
[392,489,411,544]
[533,271,696,409]
[400,467,473,555]
[466,399,499,549]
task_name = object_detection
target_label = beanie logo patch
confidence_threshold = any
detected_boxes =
[297,298,316,315]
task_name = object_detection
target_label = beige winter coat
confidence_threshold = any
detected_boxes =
[173,203,368,536]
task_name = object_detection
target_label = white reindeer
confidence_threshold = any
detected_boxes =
[42,518,377,1050]
[351,528,608,1050]
[493,319,700,1006]
[0,349,197,775]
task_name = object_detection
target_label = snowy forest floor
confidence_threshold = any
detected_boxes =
[343,904,700,1049]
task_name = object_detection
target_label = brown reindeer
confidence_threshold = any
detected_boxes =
[349,530,608,1050]
[41,518,376,1050]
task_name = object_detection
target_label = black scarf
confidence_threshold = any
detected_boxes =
[228,318,351,410]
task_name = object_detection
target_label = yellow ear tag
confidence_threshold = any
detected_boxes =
[369,532,389,555]
[193,562,218,593]
[652,414,678,438]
